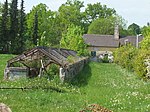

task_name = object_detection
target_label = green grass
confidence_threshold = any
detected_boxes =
[0,54,14,79]
[0,54,150,112]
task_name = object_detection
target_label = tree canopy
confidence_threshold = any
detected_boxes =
[88,17,115,35]
[128,23,141,36]
[0,0,146,55]
[60,24,87,56]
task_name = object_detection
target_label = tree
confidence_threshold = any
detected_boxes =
[60,24,88,56]
[17,0,26,53]
[88,17,116,35]
[83,2,116,33]
[84,2,116,24]
[9,0,19,54]
[26,3,57,47]
[140,26,150,49]
[128,23,141,36]
[32,11,38,46]
[0,0,9,53]
[58,0,84,32]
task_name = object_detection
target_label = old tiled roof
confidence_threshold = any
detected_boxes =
[7,47,78,67]
[120,36,144,46]
[83,34,119,47]
[83,34,144,47]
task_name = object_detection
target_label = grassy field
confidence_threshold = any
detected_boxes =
[0,54,14,79]
[0,54,150,112]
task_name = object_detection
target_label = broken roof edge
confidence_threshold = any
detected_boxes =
[7,46,79,68]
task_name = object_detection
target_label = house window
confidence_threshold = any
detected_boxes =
[91,51,96,57]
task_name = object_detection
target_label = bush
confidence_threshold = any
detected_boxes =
[132,49,150,78]
[113,44,137,71]
[47,64,59,80]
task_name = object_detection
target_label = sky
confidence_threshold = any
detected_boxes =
[0,0,150,27]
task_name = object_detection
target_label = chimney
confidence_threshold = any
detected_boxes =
[114,24,119,40]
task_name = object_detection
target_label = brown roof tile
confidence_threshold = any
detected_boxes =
[83,34,119,47]
[83,34,144,47]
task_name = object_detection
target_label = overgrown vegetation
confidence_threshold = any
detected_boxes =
[114,44,137,71]
[0,55,150,112]
[114,38,150,79]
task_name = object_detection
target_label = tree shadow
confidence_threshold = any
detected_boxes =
[70,63,92,87]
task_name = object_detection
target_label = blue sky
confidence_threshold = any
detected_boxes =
[1,0,150,27]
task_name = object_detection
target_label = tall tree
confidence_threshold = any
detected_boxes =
[10,0,18,54]
[32,11,38,46]
[58,0,84,32]
[88,17,115,35]
[84,3,116,24]
[0,0,9,53]
[83,2,116,33]
[18,0,26,53]
[60,24,87,56]
[26,3,59,48]
[128,23,141,36]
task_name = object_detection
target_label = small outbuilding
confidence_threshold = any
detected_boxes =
[4,46,83,81]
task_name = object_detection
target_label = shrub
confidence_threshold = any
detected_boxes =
[47,64,59,79]
[132,49,150,78]
[113,44,137,71]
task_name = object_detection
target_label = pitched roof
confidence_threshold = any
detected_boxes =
[83,34,144,47]
[120,36,144,46]
[7,47,78,68]
[83,34,119,47]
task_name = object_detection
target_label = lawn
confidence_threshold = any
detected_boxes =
[0,54,150,112]
[0,54,14,79]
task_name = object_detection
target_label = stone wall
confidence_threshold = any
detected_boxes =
[59,57,89,82]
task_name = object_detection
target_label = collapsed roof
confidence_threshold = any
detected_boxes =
[7,46,78,68]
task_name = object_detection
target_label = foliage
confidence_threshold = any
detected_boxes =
[60,24,88,56]
[0,0,9,53]
[66,56,77,63]
[26,3,58,48]
[9,0,19,54]
[141,26,150,37]
[132,49,150,78]
[47,64,59,80]
[140,35,150,49]
[17,0,26,53]
[88,16,115,35]
[58,0,84,33]
[113,44,137,71]
[84,2,116,24]
[128,23,141,36]
[0,56,150,112]
[0,54,15,79]
[32,11,38,46]
[140,26,150,49]
[102,54,109,63]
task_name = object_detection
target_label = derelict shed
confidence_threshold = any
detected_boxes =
[4,46,78,80]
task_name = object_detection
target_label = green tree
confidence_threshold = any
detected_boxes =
[140,26,150,49]
[128,23,141,35]
[83,2,116,33]
[17,0,26,53]
[26,3,57,47]
[88,17,115,35]
[9,0,19,54]
[58,0,84,32]
[0,0,9,53]
[84,2,116,24]
[32,11,38,46]
[60,24,87,56]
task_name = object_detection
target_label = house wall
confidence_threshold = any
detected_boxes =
[88,46,117,51]
[88,46,117,56]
